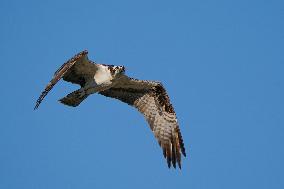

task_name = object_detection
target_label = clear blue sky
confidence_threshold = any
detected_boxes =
[0,0,283,188]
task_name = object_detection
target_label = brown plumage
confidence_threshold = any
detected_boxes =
[99,82,186,168]
[35,50,186,169]
[34,50,90,109]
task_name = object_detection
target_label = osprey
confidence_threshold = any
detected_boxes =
[34,50,186,169]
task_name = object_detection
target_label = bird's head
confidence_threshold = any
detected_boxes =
[107,65,125,78]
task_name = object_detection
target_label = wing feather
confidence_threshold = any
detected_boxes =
[99,77,186,168]
[34,50,89,110]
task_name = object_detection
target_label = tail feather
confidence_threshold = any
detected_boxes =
[59,89,89,107]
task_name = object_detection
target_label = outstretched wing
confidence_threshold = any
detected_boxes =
[34,50,90,110]
[99,76,186,168]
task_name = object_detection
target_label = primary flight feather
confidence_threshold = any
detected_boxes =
[34,50,186,168]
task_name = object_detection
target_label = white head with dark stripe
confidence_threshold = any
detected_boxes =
[105,64,125,78]
[94,64,125,85]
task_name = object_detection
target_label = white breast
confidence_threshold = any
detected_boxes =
[94,64,113,85]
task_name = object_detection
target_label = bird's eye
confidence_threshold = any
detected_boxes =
[108,66,115,75]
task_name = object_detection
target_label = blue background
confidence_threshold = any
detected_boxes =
[1,0,283,188]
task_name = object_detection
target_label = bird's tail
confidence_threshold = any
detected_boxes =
[59,89,89,107]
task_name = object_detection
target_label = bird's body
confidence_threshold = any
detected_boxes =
[35,50,186,169]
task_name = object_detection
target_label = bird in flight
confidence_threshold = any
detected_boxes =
[34,50,186,169]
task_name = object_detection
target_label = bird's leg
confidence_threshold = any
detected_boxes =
[78,88,87,98]
[82,82,112,95]
[84,86,110,95]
